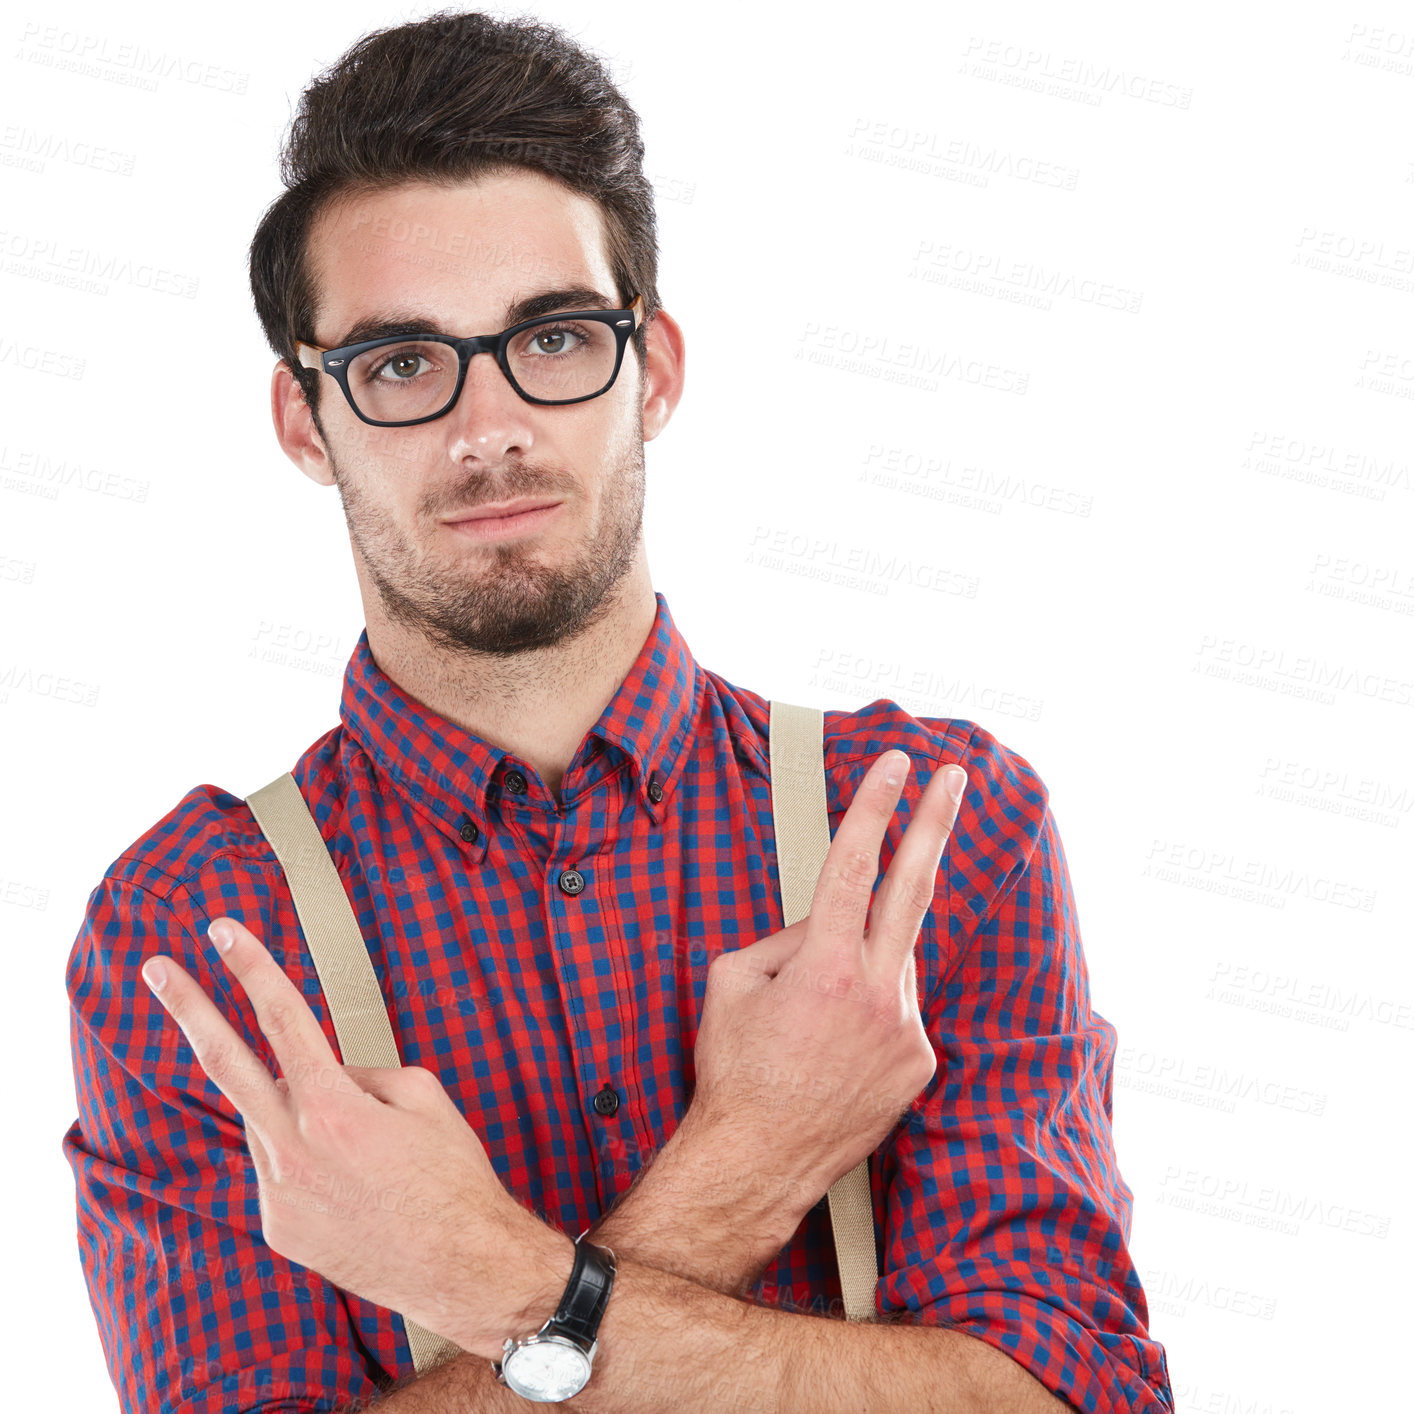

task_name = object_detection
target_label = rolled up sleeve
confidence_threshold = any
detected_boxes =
[61,874,388,1414]
[878,726,1174,1413]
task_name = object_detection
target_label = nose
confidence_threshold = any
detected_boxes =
[443,347,535,460]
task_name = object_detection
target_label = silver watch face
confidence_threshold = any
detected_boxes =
[501,1334,593,1402]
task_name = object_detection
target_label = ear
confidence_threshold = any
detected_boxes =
[637,307,685,443]
[271,359,335,487]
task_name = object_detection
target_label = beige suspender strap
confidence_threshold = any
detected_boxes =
[767,700,880,1323]
[244,771,462,1377]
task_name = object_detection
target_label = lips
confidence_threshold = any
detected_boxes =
[444,497,561,524]
[444,500,563,542]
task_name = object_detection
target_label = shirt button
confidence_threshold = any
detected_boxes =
[647,772,663,804]
[558,868,584,895]
[504,769,528,795]
[459,818,479,843]
[593,1084,620,1117]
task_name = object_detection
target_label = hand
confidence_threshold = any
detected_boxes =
[139,916,572,1361]
[681,749,966,1211]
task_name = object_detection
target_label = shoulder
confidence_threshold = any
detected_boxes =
[72,726,347,991]
[703,680,1051,932]
[100,782,274,906]
[98,725,345,906]
[67,727,346,1058]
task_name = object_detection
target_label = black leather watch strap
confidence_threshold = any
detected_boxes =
[548,1233,616,1347]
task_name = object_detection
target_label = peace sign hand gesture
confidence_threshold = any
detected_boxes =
[140,918,571,1361]
[679,749,966,1216]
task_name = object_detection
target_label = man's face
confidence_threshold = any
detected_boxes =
[297,169,657,659]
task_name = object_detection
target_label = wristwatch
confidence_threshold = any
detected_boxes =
[493,1231,617,1402]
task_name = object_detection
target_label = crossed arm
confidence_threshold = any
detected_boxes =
[125,747,1116,1413]
[349,1111,1070,1413]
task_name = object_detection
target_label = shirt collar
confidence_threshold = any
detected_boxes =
[338,591,702,854]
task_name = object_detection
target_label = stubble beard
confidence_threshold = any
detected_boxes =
[326,421,646,660]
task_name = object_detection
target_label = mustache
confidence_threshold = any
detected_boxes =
[438,469,569,517]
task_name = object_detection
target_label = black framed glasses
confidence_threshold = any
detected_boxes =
[295,293,644,428]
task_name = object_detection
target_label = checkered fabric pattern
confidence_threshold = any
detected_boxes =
[63,590,1173,1412]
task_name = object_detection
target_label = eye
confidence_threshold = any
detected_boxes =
[369,349,436,382]
[524,324,587,356]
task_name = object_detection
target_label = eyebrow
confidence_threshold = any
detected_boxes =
[329,286,620,348]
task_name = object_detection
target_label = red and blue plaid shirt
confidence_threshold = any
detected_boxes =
[63,590,1173,1413]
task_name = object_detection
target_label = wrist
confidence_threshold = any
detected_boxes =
[672,1106,818,1234]
[591,1115,811,1293]
[501,1226,577,1343]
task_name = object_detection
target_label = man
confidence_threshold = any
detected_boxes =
[62,10,1173,1413]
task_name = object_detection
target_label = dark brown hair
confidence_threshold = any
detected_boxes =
[248,8,659,425]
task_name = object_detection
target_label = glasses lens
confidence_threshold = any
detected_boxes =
[345,339,459,424]
[505,316,620,402]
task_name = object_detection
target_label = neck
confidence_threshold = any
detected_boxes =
[359,561,658,806]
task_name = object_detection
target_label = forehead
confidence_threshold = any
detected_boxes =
[307,169,615,337]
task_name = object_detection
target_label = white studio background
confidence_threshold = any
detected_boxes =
[3,2,1409,1409]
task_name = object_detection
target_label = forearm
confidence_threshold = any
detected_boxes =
[579,1257,1071,1414]
[582,1109,812,1296]
[344,1123,1064,1413]
[585,1131,1068,1408]
[351,1252,1066,1413]
[341,1118,808,1411]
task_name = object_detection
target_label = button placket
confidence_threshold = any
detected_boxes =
[541,763,649,1201]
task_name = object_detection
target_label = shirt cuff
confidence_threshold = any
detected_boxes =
[891,1286,1175,1414]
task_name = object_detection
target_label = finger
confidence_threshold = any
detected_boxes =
[803,748,912,957]
[865,762,967,974]
[206,916,354,1099]
[721,918,810,978]
[341,1065,402,1104]
[141,953,287,1135]
[345,1064,464,1123]
[245,1120,275,1183]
